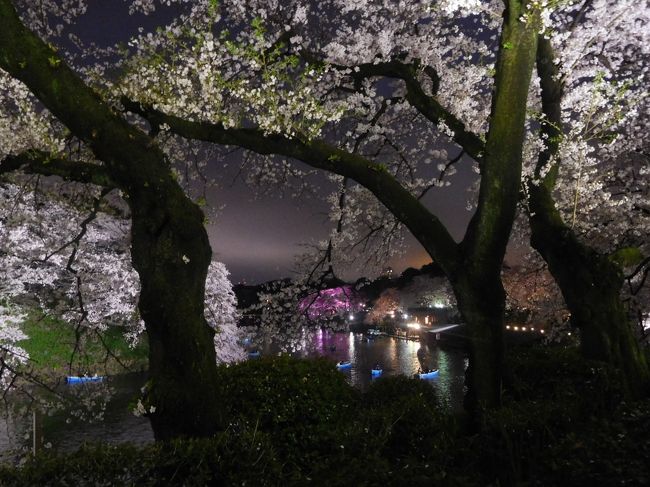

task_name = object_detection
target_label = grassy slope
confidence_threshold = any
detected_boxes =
[17,312,148,377]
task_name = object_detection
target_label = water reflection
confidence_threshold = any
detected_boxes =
[263,330,466,410]
[0,331,467,461]
[0,373,153,462]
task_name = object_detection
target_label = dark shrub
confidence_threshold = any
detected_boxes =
[214,356,360,472]
[363,376,457,462]
[0,429,282,486]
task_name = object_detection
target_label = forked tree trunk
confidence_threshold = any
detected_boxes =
[451,0,539,412]
[136,0,541,415]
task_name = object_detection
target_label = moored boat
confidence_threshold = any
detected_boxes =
[66,375,103,384]
[417,369,439,379]
[336,360,352,369]
[371,368,383,376]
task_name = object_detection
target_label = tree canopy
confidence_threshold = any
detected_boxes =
[1,0,648,428]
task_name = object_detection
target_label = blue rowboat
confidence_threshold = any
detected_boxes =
[336,360,352,369]
[371,368,383,376]
[66,375,103,384]
[417,369,439,379]
[248,350,261,358]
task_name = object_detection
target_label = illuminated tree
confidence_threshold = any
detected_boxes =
[0,303,28,388]
[400,275,457,311]
[115,0,541,412]
[0,0,224,439]
[0,181,243,410]
[121,0,648,398]
[502,263,566,328]
[298,286,365,321]
[2,0,648,420]
[519,3,650,393]
[366,288,400,326]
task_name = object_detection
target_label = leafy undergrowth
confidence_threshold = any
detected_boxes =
[1,349,648,486]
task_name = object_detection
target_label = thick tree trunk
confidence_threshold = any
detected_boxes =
[0,0,223,439]
[529,187,650,397]
[452,274,506,413]
[455,0,539,411]
[129,187,222,440]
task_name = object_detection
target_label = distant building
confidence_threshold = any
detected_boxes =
[406,306,452,326]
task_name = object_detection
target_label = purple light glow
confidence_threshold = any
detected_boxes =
[298,286,365,320]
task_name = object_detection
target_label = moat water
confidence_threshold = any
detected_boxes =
[0,331,466,461]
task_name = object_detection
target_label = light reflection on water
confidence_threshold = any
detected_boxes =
[0,331,467,461]
[263,330,467,411]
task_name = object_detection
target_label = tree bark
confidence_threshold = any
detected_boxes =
[451,273,507,413]
[129,187,223,439]
[0,0,222,439]
[529,186,650,397]
[456,0,539,412]
[529,37,650,397]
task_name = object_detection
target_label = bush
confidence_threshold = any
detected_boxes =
[0,429,282,486]
[530,399,650,487]
[505,346,625,416]
[363,376,458,462]
[214,355,358,430]
[214,356,361,473]
[2,352,647,486]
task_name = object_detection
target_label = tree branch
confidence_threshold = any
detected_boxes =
[302,53,485,162]
[123,98,461,274]
[0,150,116,188]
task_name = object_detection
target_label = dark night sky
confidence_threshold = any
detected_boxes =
[67,2,482,285]
[207,158,478,284]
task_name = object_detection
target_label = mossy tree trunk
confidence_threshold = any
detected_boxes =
[451,0,539,412]
[0,0,222,439]
[451,273,507,413]
[528,37,649,397]
[529,197,650,396]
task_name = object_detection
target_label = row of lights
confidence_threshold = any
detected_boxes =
[505,325,546,334]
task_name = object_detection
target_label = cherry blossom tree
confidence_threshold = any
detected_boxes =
[1,0,647,420]
[520,2,650,393]
[0,303,28,389]
[0,0,229,439]
[0,179,244,378]
[115,0,541,412]
[502,262,566,328]
[365,288,400,326]
[115,0,648,401]
[400,275,457,311]
[205,261,245,363]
